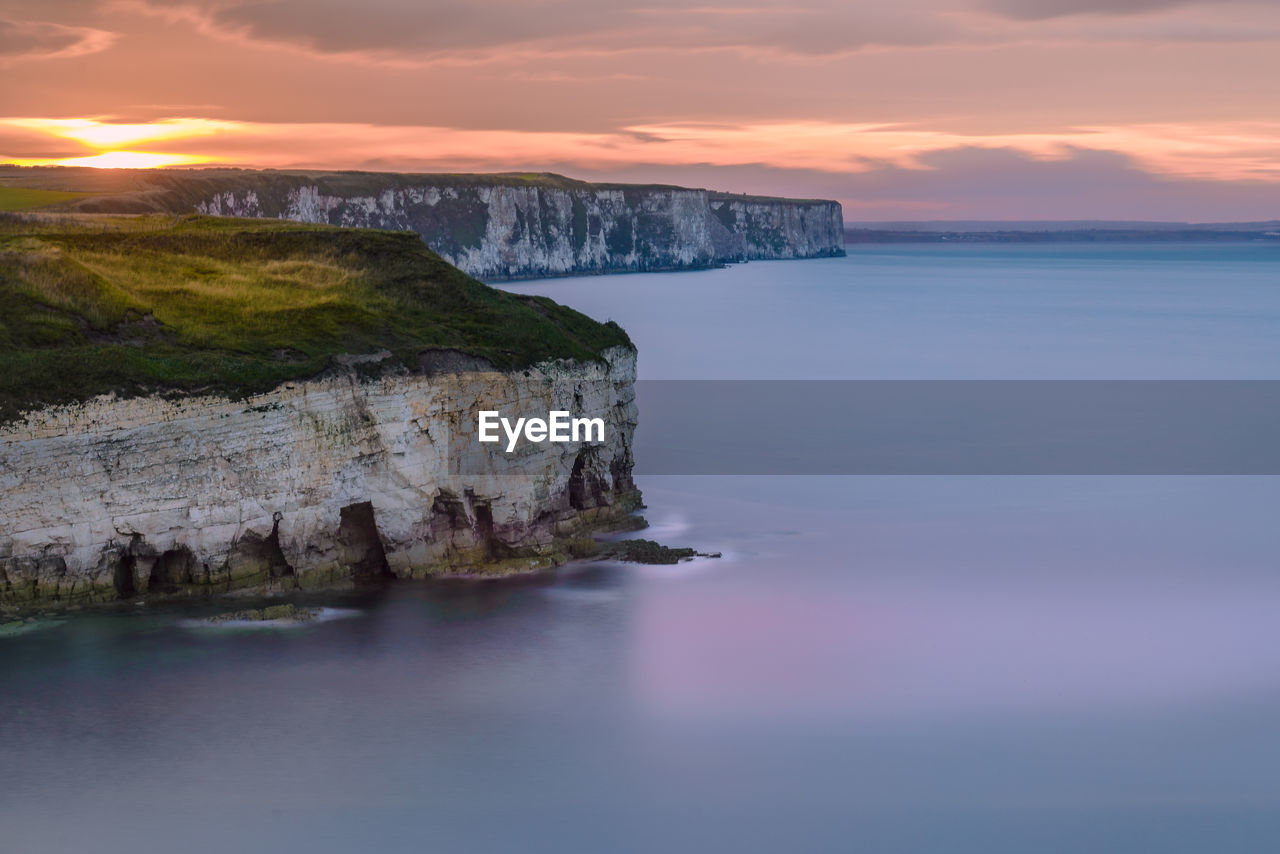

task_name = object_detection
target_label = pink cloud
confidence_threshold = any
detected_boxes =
[7,116,1280,185]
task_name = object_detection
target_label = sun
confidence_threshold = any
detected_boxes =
[1,118,223,169]
[5,151,210,169]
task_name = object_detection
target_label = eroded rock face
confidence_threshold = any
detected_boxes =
[0,347,639,607]
[193,180,845,280]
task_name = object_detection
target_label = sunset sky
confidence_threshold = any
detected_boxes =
[2,0,1279,220]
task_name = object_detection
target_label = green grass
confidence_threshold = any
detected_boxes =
[0,186,92,211]
[0,213,631,420]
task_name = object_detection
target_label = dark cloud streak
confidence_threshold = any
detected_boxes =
[132,0,1278,63]
[987,0,1209,20]
[0,18,116,61]
[139,0,960,59]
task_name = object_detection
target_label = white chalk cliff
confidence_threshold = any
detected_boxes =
[0,347,639,607]
[143,172,845,280]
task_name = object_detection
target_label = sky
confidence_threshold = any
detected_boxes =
[1,0,1278,220]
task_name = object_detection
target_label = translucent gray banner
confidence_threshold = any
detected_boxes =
[631,381,1280,474]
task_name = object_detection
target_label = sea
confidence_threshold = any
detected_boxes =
[3,243,1280,853]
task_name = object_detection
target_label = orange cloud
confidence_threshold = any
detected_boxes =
[4,116,1278,184]
[622,121,1280,182]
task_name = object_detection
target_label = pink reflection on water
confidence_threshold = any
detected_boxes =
[631,571,1280,725]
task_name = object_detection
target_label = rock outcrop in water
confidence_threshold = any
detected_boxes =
[0,347,639,608]
[48,168,846,280]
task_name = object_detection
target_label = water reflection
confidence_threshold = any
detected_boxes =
[5,476,1280,852]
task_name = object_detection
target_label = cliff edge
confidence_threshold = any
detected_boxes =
[0,214,640,609]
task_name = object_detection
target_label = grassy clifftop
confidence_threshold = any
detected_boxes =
[0,167,701,215]
[0,166,841,214]
[0,213,631,420]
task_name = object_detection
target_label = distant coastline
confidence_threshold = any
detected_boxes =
[0,166,846,281]
[846,220,1280,244]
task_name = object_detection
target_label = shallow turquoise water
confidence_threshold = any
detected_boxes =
[4,244,1280,853]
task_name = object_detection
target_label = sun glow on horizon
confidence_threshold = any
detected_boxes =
[4,151,211,169]
[5,117,234,149]
[1,117,225,169]
[3,116,1280,183]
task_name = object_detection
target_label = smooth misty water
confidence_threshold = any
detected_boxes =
[4,244,1280,853]
[514,243,1280,381]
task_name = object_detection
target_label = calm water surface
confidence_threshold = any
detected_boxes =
[4,244,1280,852]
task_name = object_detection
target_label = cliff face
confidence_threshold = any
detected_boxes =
[145,172,844,280]
[0,347,638,608]
[707,194,848,260]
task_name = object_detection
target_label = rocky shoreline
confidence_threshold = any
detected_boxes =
[0,527,726,620]
[0,346,643,613]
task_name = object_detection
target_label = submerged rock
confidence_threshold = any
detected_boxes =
[205,603,320,624]
[0,617,64,638]
[597,539,721,565]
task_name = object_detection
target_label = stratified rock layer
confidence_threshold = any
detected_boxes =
[0,347,639,608]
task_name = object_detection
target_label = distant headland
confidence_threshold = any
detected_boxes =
[0,166,845,280]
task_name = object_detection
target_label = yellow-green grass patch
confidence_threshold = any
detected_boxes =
[0,186,94,211]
